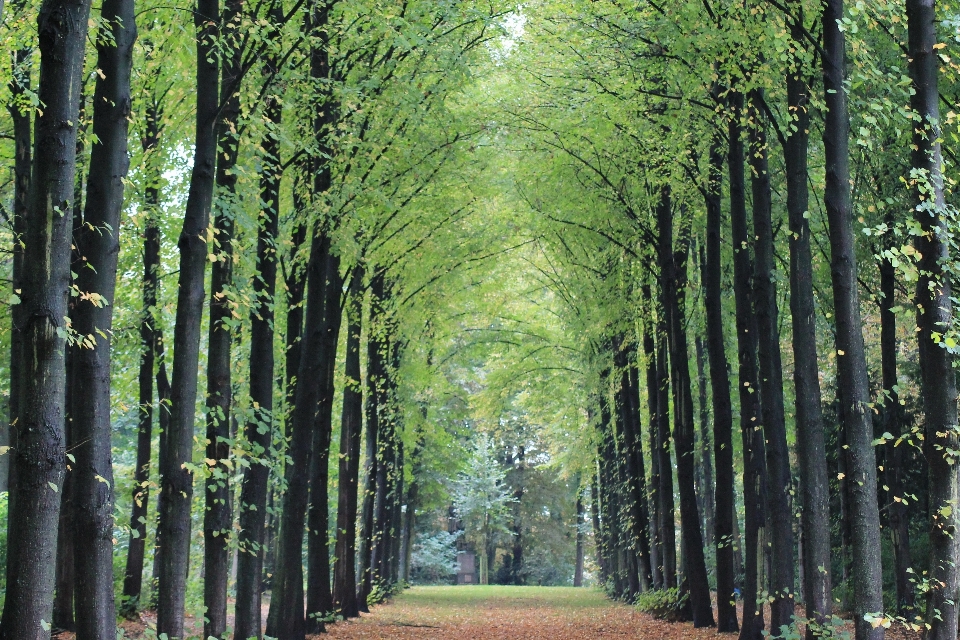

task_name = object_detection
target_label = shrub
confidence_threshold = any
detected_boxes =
[634,588,688,622]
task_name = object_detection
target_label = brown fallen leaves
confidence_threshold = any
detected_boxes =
[322,586,722,640]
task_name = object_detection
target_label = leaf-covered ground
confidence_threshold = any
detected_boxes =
[52,585,924,639]
[322,585,718,639]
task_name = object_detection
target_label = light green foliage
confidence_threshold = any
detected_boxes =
[634,587,689,622]
[452,434,517,569]
[410,530,462,584]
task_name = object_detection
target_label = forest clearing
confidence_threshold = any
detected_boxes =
[2,0,960,636]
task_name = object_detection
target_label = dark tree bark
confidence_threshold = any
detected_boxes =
[906,1,959,636]
[614,337,651,593]
[655,325,676,589]
[821,2,885,637]
[299,2,342,630]
[611,375,640,598]
[70,0,136,632]
[399,435,421,584]
[371,378,395,588]
[641,315,664,589]
[332,264,366,618]
[264,193,305,599]
[596,378,621,591]
[575,481,585,587]
[234,13,283,637]
[202,1,242,634]
[389,437,405,584]
[657,187,714,628]
[0,0,91,633]
[627,358,653,590]
[155,0,219,632]
[4,24,32,500]
[54,111,87,631]
[301,249,344,633]
[53,388,75,633]
[878,255,912,614]
[121,72,163,619]
[284,216,308,432]
[605,366,628,598]
[702,132,738,633]
[267,226,341,639]
[358,272,386,608]
[590,474,605,580]
[729,91,767,640]
[782,21,833,632]
[747,92,795,634]
[693,335,714,550]
[149,329,171,608]
[511,444,525,586]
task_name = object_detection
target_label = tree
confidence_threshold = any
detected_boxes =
[453,434,517,586]
[0,0,92,635]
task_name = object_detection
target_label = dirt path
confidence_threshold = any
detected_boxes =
[323,585,719,639]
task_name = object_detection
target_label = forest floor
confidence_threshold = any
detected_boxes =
[51,585,925,639]
[322,585,718,639]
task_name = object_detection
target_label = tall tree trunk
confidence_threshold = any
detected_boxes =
[121,78,163,619]
[4,28,32,501]
[275,204,307,602]
[149,329,171,608]
[836,408,853,612]
[657,188,714,627]
[693,335,714,551]
[590,474,605,580]
[155,0,218,631]
[371,379,395,587]
[302,249,343,632]
[641,316,663,589]
[332,264,365,619]
[748,92,795,634]
[655,326,676,589]
[70,0,136,633]
[821,2,885,637]
[202,0,242,633]
[300,1,342,628]
[399,436,421,585]
[358,272,386,608]
[390,437,404,583]
[906,0,959,636]
[729,91,767,640]
[575,480,585,587]
[611,373,640,598]
[702,132,738,632]
[54,115,87,632]
[597,376,621,591]
[0,0,91,634]
[878,256,912,614]
[782,21,833,632]
[627,358,653,590]
[267,225,340,639]
[53,387,75,633]
[511,445,525,585]
[234,14,283,635]
[614,338,651,593]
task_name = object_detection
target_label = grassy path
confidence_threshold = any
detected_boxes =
[323,585,718,639]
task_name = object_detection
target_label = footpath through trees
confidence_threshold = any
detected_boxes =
[325,586,717,640]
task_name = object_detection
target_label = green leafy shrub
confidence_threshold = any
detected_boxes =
[766,614,852,640]
[634,588,688,621]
